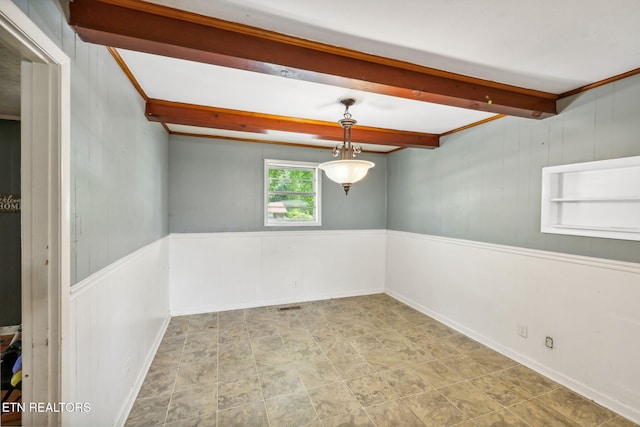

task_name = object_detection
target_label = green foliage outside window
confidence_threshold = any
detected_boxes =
[267,167,316,221]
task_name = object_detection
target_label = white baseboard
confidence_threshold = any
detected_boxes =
[115,316,171,427]
[385,230,640,423]
[171,287,384,316]
[386,289,640,423]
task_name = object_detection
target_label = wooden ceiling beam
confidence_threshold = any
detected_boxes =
[68,0,557,120]
[145,100,440,149]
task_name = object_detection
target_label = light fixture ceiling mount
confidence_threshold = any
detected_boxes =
[319,98,375,195]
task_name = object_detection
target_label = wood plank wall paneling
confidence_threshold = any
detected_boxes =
[387,73,640,264]
[14,0,170,284]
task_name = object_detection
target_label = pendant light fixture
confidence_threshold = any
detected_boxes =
[319,98,375,195]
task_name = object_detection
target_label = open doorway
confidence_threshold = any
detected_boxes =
[0,1,70,426]
[0,31,23,427]
[0,115,22,424]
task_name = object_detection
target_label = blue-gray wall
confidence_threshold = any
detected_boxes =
[169,136,386,232]
[388,74,640,263]
[13,0,170,284]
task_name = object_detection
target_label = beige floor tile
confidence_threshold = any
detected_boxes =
[601,416,640,427]
[370,328,411,347]
[445,334,485,353]
[136,364,177,399]
[412,360,463,388]
[360,347,408,371]
[466,347,517,372]
[217,338,251,358]
[157,334,187,354]
[440,355,491,380]
[217,401,268,427]
[289,343,327,363]
[469,373,532,406]
[217,360,256,383]
[258,365,305,399]
[347,333,383,353]
[164,410,217,427]
[127,295,635,427]
[395,344,435,365]
[247,321,278,339]
[379,366,433,397]
[283,335,319,351]
[264,391,320,426]
[187,312,218,330]
[184,332,218,353]
[218,309,244,324]
[253,347,292,370]
[175,362,218,391]
[413,338,460,360]
[125,393,171,427]
[217,375,262,410]
[296,360,342,389]
[438,381,502,419]
[330,355,376,380]
[469,408,529,426]
[510,398,581,426]
[181,348,217,365]
[165,317,190,338]
[319,338,360,360]
[538,387,618,425]
[307,381,362,420]
[251,335,285,352]
[273,317,306,333]
[334,322,371,338]
[397,326,432,343]
[321,409,374,427]
[347,373,400,407]
[166,385,217,424]
[365,399,426,427]
[217,327,249,343]
[150,349,182,371]
[424,323,457,339]
[496,364,559,397]
[403,390,468,426]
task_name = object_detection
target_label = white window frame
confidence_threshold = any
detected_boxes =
[264,159,321,226]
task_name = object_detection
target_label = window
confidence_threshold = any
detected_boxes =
[264,159,321,226]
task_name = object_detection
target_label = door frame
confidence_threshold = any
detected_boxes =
[0,1,70,426]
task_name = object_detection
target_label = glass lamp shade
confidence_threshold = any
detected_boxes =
[319,159,375,194]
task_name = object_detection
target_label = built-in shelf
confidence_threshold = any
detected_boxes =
[550,224,640,233]
[549,196,640,202]
[541,156,640,241]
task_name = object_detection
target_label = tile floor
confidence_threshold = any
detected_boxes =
[125,294,638,427]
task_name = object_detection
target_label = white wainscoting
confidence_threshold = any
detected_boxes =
[385,230,640,423]
[169,230,387,315]
[65,237,170,427]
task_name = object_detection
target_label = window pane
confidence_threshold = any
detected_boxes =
[265,160,321,226]
[267,194,315,220]
[268,168,314,193]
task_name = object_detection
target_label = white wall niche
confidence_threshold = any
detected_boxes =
[541,156,640,241]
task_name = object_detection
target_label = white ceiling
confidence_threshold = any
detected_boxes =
[117,47,497,135]
[9,0,633,152]
[106,0,639,151]
[146,0,640,94]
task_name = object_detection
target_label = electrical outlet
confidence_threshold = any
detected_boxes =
[517,324,528,338]
[545,336,554,349]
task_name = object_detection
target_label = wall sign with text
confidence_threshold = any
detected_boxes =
[0,194,20,213]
